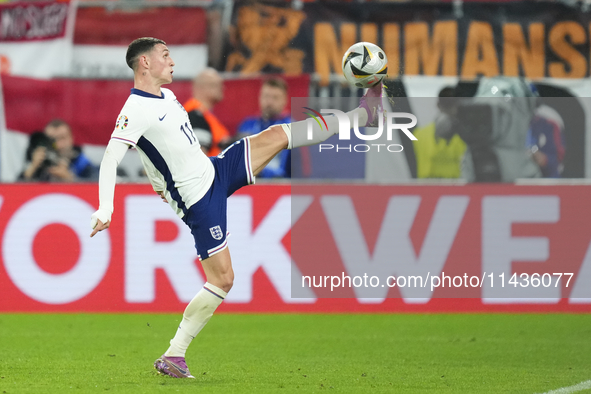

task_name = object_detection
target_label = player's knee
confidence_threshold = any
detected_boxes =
[271,124,289,148]
[257,125,288,149]
[215,268,234,292]
[219,273,234,293]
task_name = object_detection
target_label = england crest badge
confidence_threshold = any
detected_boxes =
[209,225,223,240]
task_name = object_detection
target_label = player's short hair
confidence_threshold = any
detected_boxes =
[126,37,166,71]
[262,77,288,94]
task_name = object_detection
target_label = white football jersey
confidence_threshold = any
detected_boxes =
[111,88,214,218]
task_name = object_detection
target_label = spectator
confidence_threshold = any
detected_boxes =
[20,119,98,182]
[237,77,291,178]
[183,68,232,156]
[413,87,467,179]
[527,104,566,178]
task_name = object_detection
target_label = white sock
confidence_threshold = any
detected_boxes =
[281,107,368,149]
[164,282,227,358]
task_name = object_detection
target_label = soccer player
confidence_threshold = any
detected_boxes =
[89,37,383,379]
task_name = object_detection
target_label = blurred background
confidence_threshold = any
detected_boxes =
[2,0,591,183]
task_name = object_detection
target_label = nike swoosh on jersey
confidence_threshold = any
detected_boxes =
[159,114,167,121]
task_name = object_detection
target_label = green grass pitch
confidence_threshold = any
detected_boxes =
[0,313,590,393]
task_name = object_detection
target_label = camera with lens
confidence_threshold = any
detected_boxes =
[452,78,540,182]
[26,132,60,169]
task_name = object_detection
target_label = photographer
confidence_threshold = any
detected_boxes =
[20,119,98,182]
[440,77,541,182]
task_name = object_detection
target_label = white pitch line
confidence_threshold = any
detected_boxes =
[539,379,591,394]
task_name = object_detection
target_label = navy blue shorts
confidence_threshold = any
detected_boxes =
[183,138,254,260]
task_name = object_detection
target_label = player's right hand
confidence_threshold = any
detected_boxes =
[90,209,112,237]
[157,191,168,203]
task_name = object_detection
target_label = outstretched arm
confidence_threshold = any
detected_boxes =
[90,139,129,237]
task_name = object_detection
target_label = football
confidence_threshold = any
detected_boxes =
[342,42,388,88]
